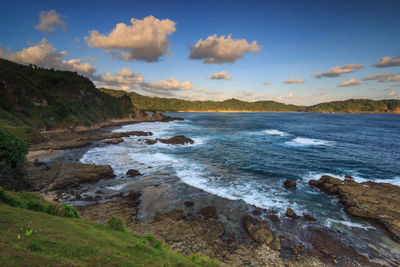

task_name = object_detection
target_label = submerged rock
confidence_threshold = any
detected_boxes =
[126,169,142,177]
[284,179,297,189]
[198,206,217,219]
[286,208,300,219]
[309,175,400,241]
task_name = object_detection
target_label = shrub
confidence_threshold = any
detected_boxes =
[107,216,125,231]
[27,199,41,211]
[44,203,57,215]
[0,130,29,168]
[0,187,19,206]
[59,204,80,218]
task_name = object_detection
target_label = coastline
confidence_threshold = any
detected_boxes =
[22,114,400,266]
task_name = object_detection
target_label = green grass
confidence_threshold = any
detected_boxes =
[0,189,220,267]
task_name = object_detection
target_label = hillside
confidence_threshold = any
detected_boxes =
[0,59,138,142]
[0,189,219,267]
[101,88,400,113]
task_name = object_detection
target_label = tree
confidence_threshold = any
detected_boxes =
[0,130,29,168]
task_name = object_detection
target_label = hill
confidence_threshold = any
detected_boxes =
[101,88,400,113]
[0,59,139,142]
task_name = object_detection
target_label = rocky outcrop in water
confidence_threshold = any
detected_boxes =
[26,162,115,191]
[284,179,297,189]
[145,135,194,145]
[242,216,281,251]
[309,175,400,241]
[126,169,142,177]
[105,137,124,144]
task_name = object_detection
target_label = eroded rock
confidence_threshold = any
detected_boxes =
[284,179,297,189]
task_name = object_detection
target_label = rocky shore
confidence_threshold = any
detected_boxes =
[309,175,400,242]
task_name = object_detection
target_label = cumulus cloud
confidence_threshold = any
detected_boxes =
[206,70,232,80]
[283,78,304,84]
[34,10,66,33]
[312,63,364,78]
[1,38,97,78]
[372,56,400,68]
[139,78,194,96]
[189,34,261,64]
[337,78,365,87]
[362,73,400,82]
[96,68,144,91]
[85,15,176,62]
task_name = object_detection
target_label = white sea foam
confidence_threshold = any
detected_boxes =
[106,184,127,190]
[302,171,400,186]
[264,129,288,136]
[325,218,375,230]
[285,137,335,147]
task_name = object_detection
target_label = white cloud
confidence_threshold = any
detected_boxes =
[34,10,66,33]
[1,38,97,78]
[85,15,176,62]
[287,92,294,98]
[337,78,365,87]
[96,68,144,91]
[283,78,305,84]
[312,63,364,78]
[372,56,400,68]
[206,70,232,80]
[139,78,194,96]
[189,34,261,64]
[362,73,400,82]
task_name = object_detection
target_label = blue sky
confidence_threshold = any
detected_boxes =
[1,0,400,105]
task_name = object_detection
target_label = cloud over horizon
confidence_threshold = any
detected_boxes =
[34,10,66,33]
[337,78,365,87]
[139,77,194,96]
[283,78,305,84]
[85,15,176,62]
[372,56,400,68]
[0,38,97,78]
[362,73,400,82]
[312,63,364,78]
[95,68,144,91]
[206,70,232,80]
[189,34,261,64]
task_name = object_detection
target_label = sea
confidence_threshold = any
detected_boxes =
[79,112,400,264]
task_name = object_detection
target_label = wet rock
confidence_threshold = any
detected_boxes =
[146,135,194,145]
[242,216,281,251]
[105,137,123,144]
[95,190,104,194]
[126,169,142,177]
[198,206,217,219]
[91,131,153,141]
[286,208,300,219]
[26,162,115,191]
[184,201,194,207]
[33,159,47,166]
[284,179,297,189]
[309,175,400,241]
[303,213,317,222]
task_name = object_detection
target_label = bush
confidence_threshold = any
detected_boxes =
[0,187,19,206]
[0,130,29,168]
[27,199,41,211]
[107,216,125,231]
[59,204,80,218]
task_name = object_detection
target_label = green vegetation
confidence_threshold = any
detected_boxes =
[101,88,400,113]
[0,188,220,266]
[0,130,29,168]
[107,216,126,231]
[0,59,136,142]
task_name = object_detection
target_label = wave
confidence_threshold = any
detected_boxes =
[285,137,335,147]
[303,171,400,186]
[325,218,375,230]
[264,129,288,136]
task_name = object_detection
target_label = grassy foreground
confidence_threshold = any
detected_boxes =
[0,191,219,267]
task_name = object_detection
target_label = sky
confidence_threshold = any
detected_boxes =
[1,0,400,105]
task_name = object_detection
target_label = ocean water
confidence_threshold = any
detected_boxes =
[80,112,400,263]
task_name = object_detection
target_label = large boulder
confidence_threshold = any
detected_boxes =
[146,136,194,145]
[309,175,400,241]
[284,179,297,189]
[242,216,281,251]
[26,162,115,191]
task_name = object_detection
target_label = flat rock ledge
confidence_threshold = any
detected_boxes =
[26,162,115,191]
[309,175,400,242]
